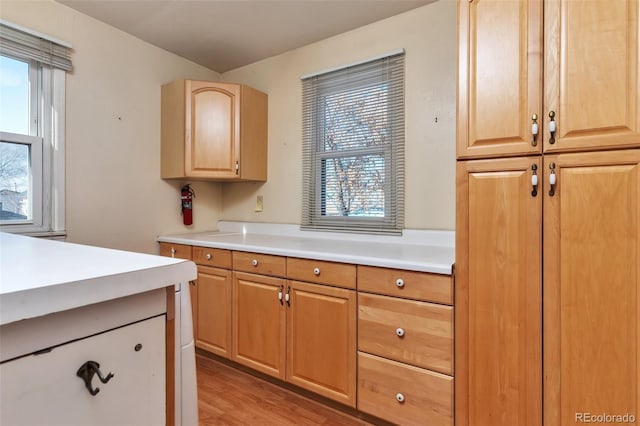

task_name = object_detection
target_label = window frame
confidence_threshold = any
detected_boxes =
[0,54,66,235]
[302,52,405,234]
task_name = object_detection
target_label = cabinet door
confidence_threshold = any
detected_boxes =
[544,150,640,425]
[544,0,640,152]
[286,281,356,407]
[457,0,542,159]
[0,316,165,426]
[455,157,542,426]
[232,272,286,379]
[185,81,240,179]
[196,266,232,358]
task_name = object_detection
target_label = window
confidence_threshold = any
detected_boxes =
[302,51,405,234]
[0,21,71,235]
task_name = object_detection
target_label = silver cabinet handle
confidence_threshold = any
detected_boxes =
[252,259,258,267]
[396,393,405,403]
[396,278,404,288]
[396,328,405,337]
[205,253,212,260]
[313,267,320,276]
[170,248,176,258]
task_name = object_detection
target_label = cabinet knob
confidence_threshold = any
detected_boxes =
[396,328,405,337]
[396,278,405,288]
[252,259,258,267]
[205,253,212,260]
[313,267,320,276]
[396,393,405,403]
[170,248,176,257]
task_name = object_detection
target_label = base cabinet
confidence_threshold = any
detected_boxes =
[0,316,165,426]
[196,266,232,358]
[232,271,286,379]
[358,352,453,426]
[286,281,356,407]
[232,272,357,407]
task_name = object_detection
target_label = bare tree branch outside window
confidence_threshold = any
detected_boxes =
[322,84,388,217]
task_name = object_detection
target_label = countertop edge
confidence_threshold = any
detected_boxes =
[0,260,197,326]
[158,234,454,275]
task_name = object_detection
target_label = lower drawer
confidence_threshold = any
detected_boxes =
[358,352,453,426]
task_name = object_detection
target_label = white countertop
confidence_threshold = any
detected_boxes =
[158,222,455,275]
[0,232,197,326]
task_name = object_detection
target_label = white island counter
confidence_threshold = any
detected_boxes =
[0,232,198,426]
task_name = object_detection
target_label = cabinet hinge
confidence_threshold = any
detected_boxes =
[235,160,239,175]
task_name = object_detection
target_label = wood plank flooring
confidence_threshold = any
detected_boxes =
[196,354,374,426]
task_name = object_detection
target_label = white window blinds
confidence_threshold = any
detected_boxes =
[301,51,405,234]
[0,21,72,71]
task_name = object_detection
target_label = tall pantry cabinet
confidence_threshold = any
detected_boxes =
[456,1,640,425]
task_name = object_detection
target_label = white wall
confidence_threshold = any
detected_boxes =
[220,0,457,230]
[1,0,223,253]
[1,0,456,255]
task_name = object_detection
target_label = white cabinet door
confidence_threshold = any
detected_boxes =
[0,315,165,426]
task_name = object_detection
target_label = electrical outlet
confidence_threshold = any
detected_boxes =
[255,195,263,212]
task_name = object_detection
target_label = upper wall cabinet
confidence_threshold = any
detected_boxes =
[161,80,268,181]
[457,0,640,159]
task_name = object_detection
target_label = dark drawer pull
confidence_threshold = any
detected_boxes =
[77,360,114,396]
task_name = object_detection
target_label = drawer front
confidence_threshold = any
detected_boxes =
[233,251,286,277]
[358,352,453,426]
[159,242,192,260]
[287,258,356,289]
[358,293,453,375]
[358,265,452,305]
[193,246,232,268]
[1,316,165,425]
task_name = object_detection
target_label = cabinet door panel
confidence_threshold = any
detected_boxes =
[185,81,240,178]
[456,157,542,426]
[232,272,285,379]
[457,0,542,158]
[0,316,165,426]
[544,0,640,152]
[544,150,640,426]
[196,266,232,358]
[286,281,356,407]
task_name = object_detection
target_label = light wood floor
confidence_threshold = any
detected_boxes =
[196,354,375,426]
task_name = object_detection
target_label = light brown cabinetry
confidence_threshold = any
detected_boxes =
[232,271,286,378]
[231,255,357,407]
[457,1,640,422]
[159,242,197,336]
[286,281,356,407]
[456,157,542,426]
[161,79,267,181]
[159,243,233,359]
[232,251,286,276]
[196,266,232,358]
[358,352,453,426]
[357,266,454,425]
[543,150,640,425]
[458,0,640,159]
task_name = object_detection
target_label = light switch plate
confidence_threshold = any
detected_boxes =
[255,195,263,212]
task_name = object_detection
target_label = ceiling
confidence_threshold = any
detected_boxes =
[57,0,434,73]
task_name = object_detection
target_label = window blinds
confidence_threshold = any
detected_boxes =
[301,51,405,234]
[0,21,72,71]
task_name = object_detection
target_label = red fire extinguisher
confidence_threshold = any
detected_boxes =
[181,184,195,225]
